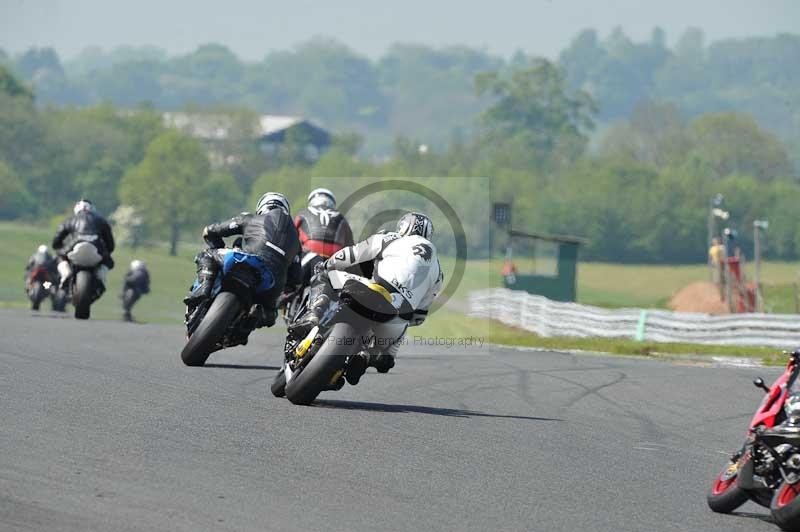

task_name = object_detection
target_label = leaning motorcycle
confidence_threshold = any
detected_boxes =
[181,249,273,366]
[272,270,404,405]
[707,349,800,531]
[64,241,105,319]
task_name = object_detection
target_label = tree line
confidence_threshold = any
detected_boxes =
[2,27,799,167]
[1,49,798,262]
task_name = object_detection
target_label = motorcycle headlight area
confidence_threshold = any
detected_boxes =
[786,393,800,418]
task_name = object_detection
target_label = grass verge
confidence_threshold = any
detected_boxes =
[416,308,785,366]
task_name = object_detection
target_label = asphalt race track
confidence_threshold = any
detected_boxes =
[0,309,782,531]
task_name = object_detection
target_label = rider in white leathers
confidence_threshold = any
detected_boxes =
[290,212,443,384]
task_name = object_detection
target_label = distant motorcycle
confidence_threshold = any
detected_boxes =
[272,270,404,405]
[181,248,274,366]
[707,349,800,531]
[26,266,65,311]
[63,241,106,319]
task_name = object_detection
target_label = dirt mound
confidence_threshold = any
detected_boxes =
[668,281,729,315]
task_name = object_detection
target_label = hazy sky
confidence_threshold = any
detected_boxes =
[2,0,799,60]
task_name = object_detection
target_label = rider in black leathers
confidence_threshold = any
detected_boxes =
[122,260,150,322]
[52,199,115,289]
[184,192,302,329]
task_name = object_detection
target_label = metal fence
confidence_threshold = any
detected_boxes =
[469,289,800,348]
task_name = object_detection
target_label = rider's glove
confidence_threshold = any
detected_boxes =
[313,259,328,276]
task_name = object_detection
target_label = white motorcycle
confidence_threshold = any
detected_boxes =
[273,270,407,405]
[63,241,106,320]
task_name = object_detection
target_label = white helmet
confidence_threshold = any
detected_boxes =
[307,187,336,209]
[37,244,48,254]
[397,212,434,239]
[256,192,290,215]
[130,260,145,270]
[74,199,96,215]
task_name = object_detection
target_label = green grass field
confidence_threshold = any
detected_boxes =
[1,221,795,361]
[442,256,800,311]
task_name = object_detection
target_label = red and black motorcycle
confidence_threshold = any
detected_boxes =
[26,267,67,312]
[708,349,800,531]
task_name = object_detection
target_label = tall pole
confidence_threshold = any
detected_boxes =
[707,198,714,281]
[754,224,761,311]
[753,220,768,312]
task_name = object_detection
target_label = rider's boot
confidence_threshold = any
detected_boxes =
[183,253,217,306]
[288,293,330,338]
[368,332,403,373]
[345,353,368,386]
[368,352,396,373]
[57,260,72,290]
[247,304,277,329]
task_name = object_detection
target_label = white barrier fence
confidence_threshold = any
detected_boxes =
[469,288,800,348]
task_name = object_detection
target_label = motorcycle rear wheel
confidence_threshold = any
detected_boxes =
[707,461,749,514]
[285,322,358,406]
[73,271,93,320]
[181,291,240,367]
[771,481,800,531]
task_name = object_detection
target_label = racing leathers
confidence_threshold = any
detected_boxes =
[296,231,443,380]
[294,205,354,286]
[122,266,150,321]
[52,211,115,288]
[186,211,302,328]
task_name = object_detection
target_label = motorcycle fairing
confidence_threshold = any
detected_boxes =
[67,241,102,268]
[751,367,795,430]
[222,251,275,293]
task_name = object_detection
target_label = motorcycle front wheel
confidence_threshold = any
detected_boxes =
[271,367,287,397]
[180,291,240,367]
[284,322,358,406]
[707,460,749,514]
[771,481,800,531]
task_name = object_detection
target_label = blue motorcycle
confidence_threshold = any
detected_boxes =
[181,249,274,366]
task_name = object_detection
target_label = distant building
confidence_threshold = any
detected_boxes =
[163,112,331,164]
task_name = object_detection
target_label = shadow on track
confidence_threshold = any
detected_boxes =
[730,511,773,524]
[204,364,280,371]
[315,399,563,422]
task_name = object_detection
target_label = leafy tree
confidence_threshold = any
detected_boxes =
[0,160,34,219]
[0,92,64,211]
[119,130,211,255]
[88,59,163,106]
[14,47,64,79]
[378,44,501,149]
[687,112,793,181]
[475,58,596,169]
[0,64,33,99]
[600,101,690,167]
[246,38,388,128]
[46,105,164,214]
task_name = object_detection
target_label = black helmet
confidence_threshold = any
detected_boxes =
[255,192,290,215]
[396,212,433,239]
